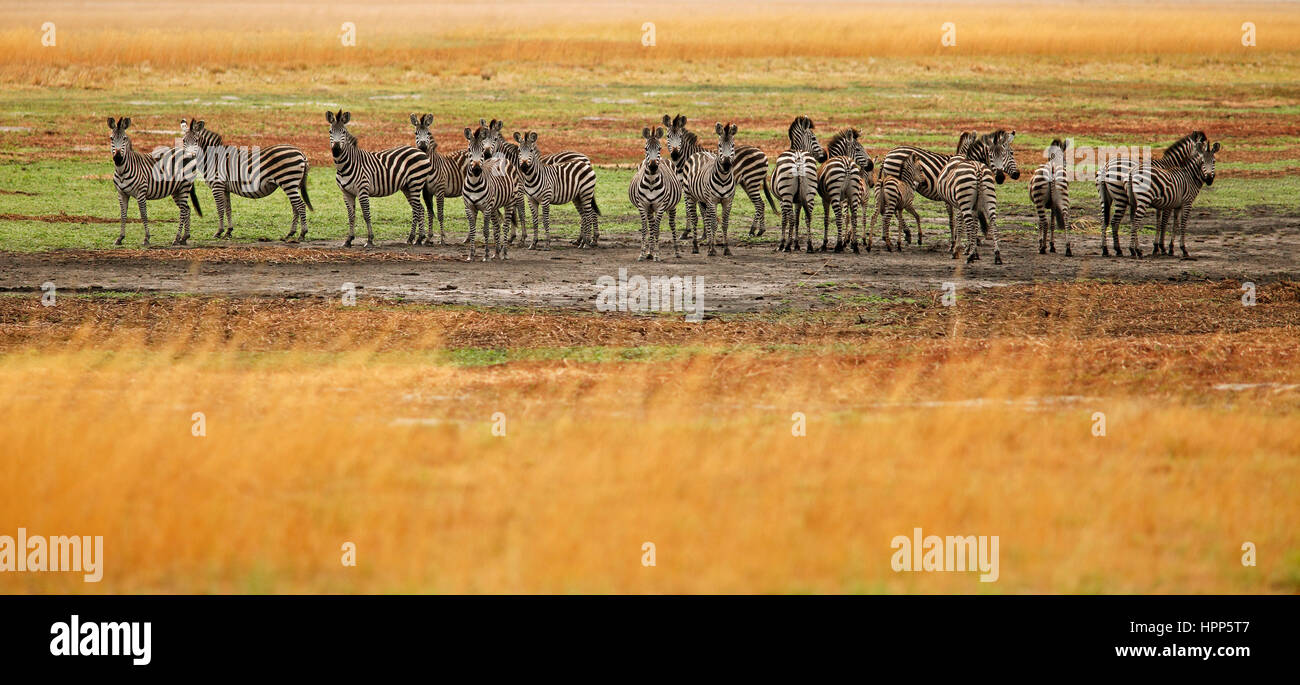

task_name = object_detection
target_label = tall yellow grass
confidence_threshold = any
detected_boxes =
[1,312,1296,594]
[2,0,1298,85]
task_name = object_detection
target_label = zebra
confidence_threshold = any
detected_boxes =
[1124,133,1218,259]
[326,110,431,248]
[762,116,826,252]
[461,125,518,261]
[815,155,864,253]
[410,113,468,245]
[934,154,1002,264]
[682,122,739,257]
[867,152,923,253]
[108,117,202,246]
[180,118,312,242]
[629,126,684,261]
[1029,138,1072,256]
[1097,131,1207,257]
[878,130,1018,244]
[513,130,600,249]
[481,118,589,246]
[662,114,770,239]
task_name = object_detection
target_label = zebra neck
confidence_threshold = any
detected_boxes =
[333,144,362,167]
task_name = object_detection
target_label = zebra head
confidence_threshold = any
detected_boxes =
[1045,138,1068,165]
[714,122,737,174]
[326,110,353,158]
[1196,138,1219,187]
[899,153,922,189]
[641,126,665,175]
[463,126,494,179]
[513,130,540,173]
[108,117,132,166]
[986,130,1020,182]
[788,116,827,162]
[410,113,436,154]
[829,128,872,177]
[179,118,216,159]
[661,114,690,166]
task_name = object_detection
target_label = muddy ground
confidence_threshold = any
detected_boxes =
[2,210,1297,313]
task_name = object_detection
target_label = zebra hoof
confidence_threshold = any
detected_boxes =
[114,237,124,246]
[364,241,375,248]
[723,247,732,256]
[994,252,1003,265]
[755,228,765,237]
[343,239,354,247]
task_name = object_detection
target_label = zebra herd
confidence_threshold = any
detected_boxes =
[105,113,1220,262]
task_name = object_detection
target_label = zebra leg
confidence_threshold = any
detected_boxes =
[908,207,923,248]
[1048,208,1057,253]
[866,206,879,253]
[778,202,790,252]
[483,206,496,261]
[526,199,539,249]
[637,206,650,260]
[212,183,226,238]
[720,197,733,256]
[964,211,981,263]
[464,204,478,262]
[820,198,832,252]
[1128,204,1145,259]
[668,207,680,258]
[590,201,600,248]
[1178,206,1192,259]
[436,195,446,245]
[1168,208,1179,257]
[803,199,815,253]
[947,205,957,256]
[116,191,129,246]
[1099,194,1112,257]
[702,203,718,257]
[894,209,905,251]
[541,202,552,251]
[1062,207,1072,257]
[881,208,893,253]
[1036,207,1048,254]
[137,197,150,246]
[1110,198,1125,257]
[358,193,374,248]
[282,186,302,241]
[687,197,699,254]
[295,186,309,241]
[988,211,1003,265]
[746,182,765,237]
[832,198,845,253]
[342,192,357,247]
[495,208,508,261]
[1153,210,1167,255]
[406,189,425,247]
[223,187,234,238]
[849,200,861,253]
[650,210,664,261]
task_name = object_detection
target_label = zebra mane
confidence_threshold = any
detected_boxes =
[1159,131,1207,163]
[826,128,860,154]
[787,116,811,141]
[680,130,700,148]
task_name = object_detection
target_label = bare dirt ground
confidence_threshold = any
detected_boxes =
[2,210,1297,313]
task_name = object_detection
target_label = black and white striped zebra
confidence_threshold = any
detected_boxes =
[180,118,312,242]
[1124,133,1218,259]
[326,110,431,248]
[482,118,588,246]
[410,113,468,246]
[1097,131,1208,258]
[879,130,1018,244]
[935,154,1002,264]
[867,152,922,253]
[461,126,518,261]
[815,155,863,253]
[662,114,770,239]
[629,126,684,261]
[762,116,826,252]
[108,117,202,246]
[682,122,739,257]
[1029,138,1071,256]
[513,130,600,250]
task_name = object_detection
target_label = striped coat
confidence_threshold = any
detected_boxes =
[1029,139,1071,256]
[461,126,518,261]
[513,131,600,250]
[682,123,740,257]
[181,119,311,241]
[1124,133,1218,259]
[629,126,684,260]
[326,110,431,248]
[109,117,202,246]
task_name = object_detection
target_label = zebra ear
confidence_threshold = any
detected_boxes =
[655,126,664,139]
[121,117,131,130]
[527,131,537,144]
[464,127,473,141]
[728,123,737,137]
[512,131,523,143]
[491,119,503,132]
[1008,130,1015,142]
[422,114,433,127]
[676,114,686,128]
[714,122,723,135]
[195,120,204,131]
[1211,142,1220,153]
[340,111,350,125]
[325,111,335,124]
[661,114,671,127]
[108,117,117,130]
[410,113,419,126]
[642,127,651,140]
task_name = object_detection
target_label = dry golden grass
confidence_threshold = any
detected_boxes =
[3,1,1298,86]
[1,285,1298,594]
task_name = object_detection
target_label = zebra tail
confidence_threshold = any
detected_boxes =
[301,163,314,211]
[423,184,434,220]
[590,197,601,216]
[189,186,203,217]
[762,176,776,212]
